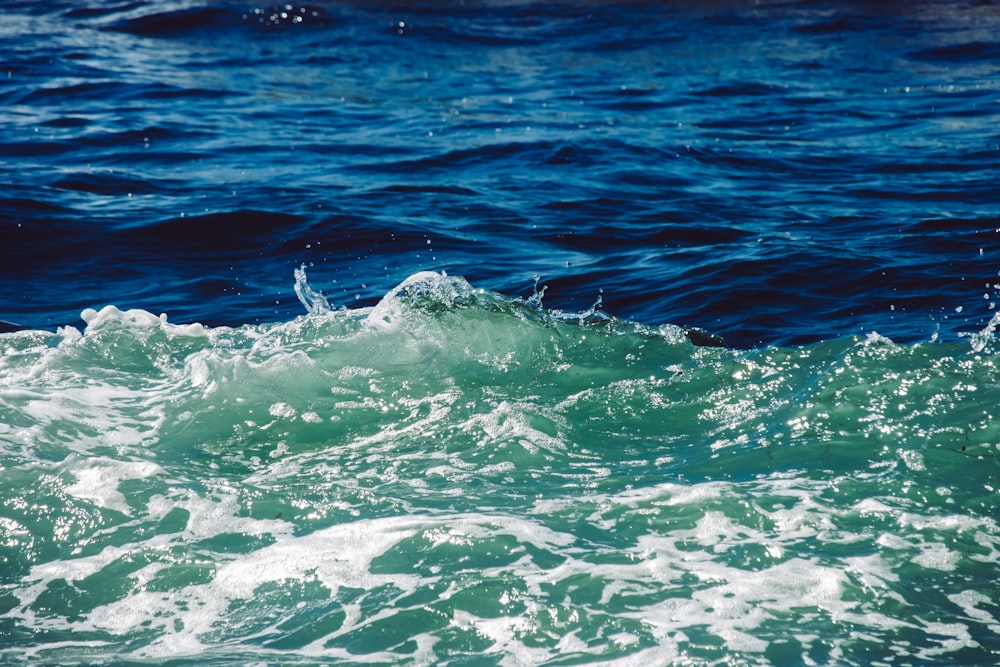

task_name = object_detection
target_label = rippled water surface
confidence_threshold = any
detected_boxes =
[4,0,1000,346]
[2,1,1000,665]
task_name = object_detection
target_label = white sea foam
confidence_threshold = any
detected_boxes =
[12,380,168,455]
[6,465,998,665]
[62,456,163,514]
[12,512,577,661]
[948,590,1000,631]
[80,305,207,337]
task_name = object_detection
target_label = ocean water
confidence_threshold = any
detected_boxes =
[2,1,1000,665]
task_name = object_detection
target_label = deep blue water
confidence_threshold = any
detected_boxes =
[3,0,999,347]
[3,2,1000,666]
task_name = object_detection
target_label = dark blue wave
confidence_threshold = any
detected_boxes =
[2,0,999,347]
[100,4,335,36]
[910,40,1000,62]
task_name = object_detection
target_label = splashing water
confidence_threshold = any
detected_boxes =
[293,265,332,315]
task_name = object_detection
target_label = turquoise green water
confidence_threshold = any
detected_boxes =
[1,272,998,665]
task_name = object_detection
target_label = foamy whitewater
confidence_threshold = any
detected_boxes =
[1,270,998,665]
